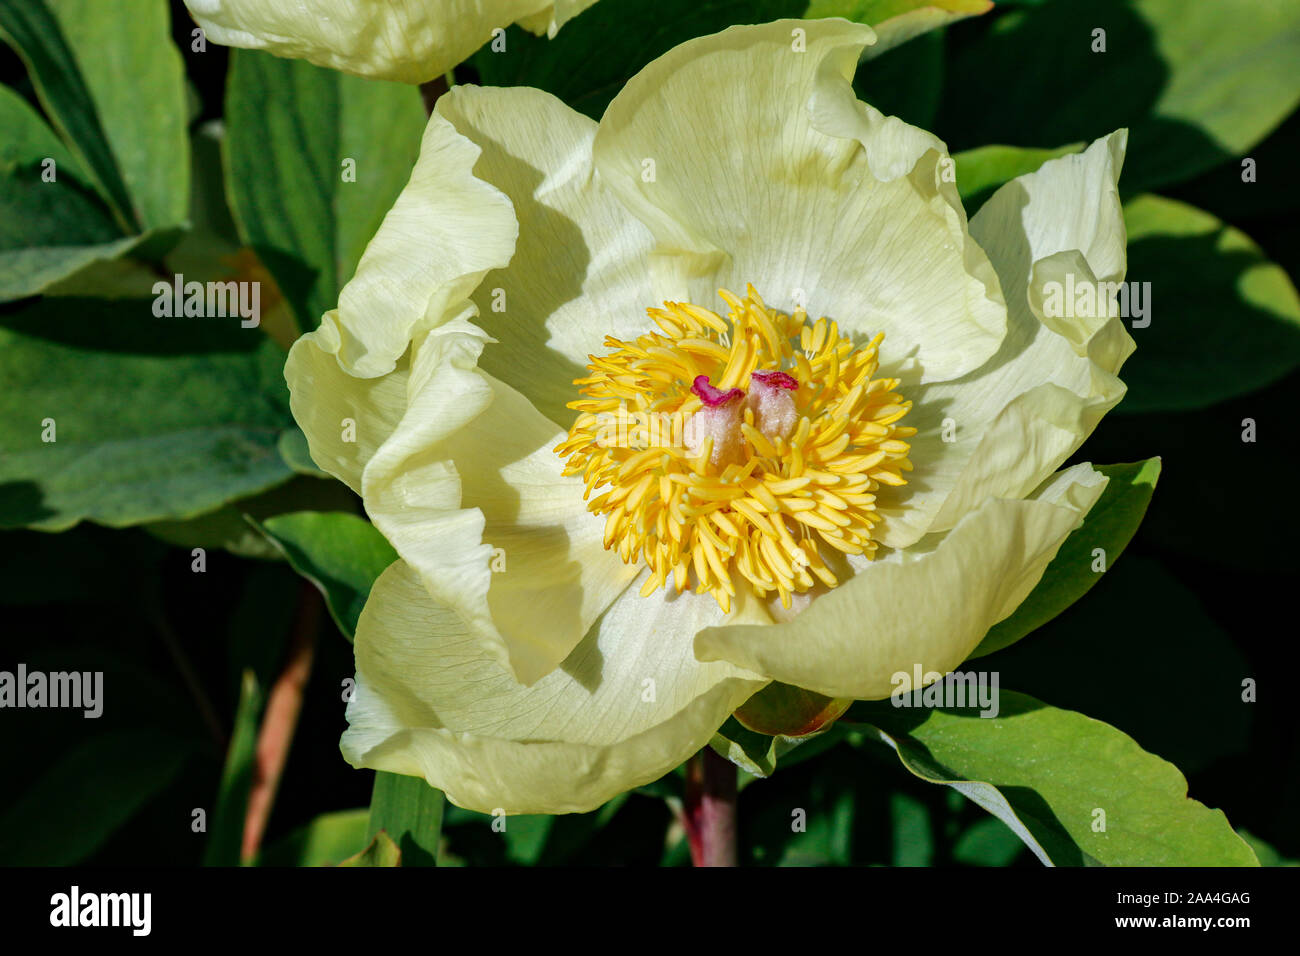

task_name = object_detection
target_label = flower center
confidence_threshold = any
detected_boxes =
[555,285,914,612]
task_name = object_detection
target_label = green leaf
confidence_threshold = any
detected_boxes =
[203,669,262,867]
[952,816,1025,867]
[952,142,1084,214]
[224,50,426,332]
[971,459,1160,658]
[711,715,847,778]
[254,511,396,640]
[0,0,137,230]
[472,0,808,121]
[144,477,358,561]
[441,795,632,865]
[473,0,982,123]
[0,83,149,301]
[889,791,934,865]
[338,830,403,867]
[0,297,296,531]
[848,692,1259,866]
[163,121,242,284]
[978,556,1252,776]
[1116,194,1300,413]
[276,428,331,478]
[1238,830,1299,867]
[259,808,371,866]
[44,0,189,231]
[809,0,992,58]
[937,0,1300,192]
[0,729,192,865]
[367,772,444,868]
[852,28,945,130]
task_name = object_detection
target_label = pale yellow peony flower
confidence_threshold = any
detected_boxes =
[183,0,600,83]
[285,19,1133,814]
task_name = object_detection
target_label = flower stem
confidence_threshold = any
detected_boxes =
[240,582,320,863]
[684,747,738,867]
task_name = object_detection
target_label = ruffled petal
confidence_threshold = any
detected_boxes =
[874,131,1134,548]
[341,559,768,814]
[284,108,514,488]
[591,18,1007,384]
[436,85,657,426]
[694,463,1107,700]
[361,323,640,685]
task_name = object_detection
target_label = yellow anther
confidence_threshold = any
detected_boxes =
[554,287,912,611]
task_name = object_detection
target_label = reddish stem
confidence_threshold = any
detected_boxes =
[684,747,738,867]
[240,583,320,863]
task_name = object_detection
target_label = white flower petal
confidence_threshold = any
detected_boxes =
[591,18,1007,384]
[875,131,1134,548]
[435,85,658,426]
[695,463,1108,700]
[184,0,590,83]
[342,559,768,814]
[361,324,640,685]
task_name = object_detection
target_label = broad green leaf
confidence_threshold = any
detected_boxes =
[0,0,136,229]
[978,556,1251,775]
[163,122,242,284]
[848,692,1259,866]
[441,795,631,866]
[0,82,89,183]
[473,0,809,121]
[1238,831,1298,867]
[1116,194,1300,412]
[0,297,296,531]
[203,669,262,867]
[338,830,402,867]
[952,142,1084,214]
[144,477,357,561]
[971,459,1161,658]
[473,0,979,122]
[499,815,555,866]
[808,0,991,58]
[852,28,945,129]
[742,746,861,865]
[259,808,371,867]
[276,429,331,478]
[0,235,154,304]
[254,511,396,640]
[45,0,189,230]
[367,772,444,868]
[889,791,934,865]
[0,729,192,865]
[224,50,426,332]
[1174,111,1300,220]
[937,0,1300,192]
[0,84,147,301]
[952,816,1025,866]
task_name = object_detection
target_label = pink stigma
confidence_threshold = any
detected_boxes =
[691,375,745,407]
[750,370,799,390]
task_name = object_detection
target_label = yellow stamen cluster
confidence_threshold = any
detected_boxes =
[554,285,914,612]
